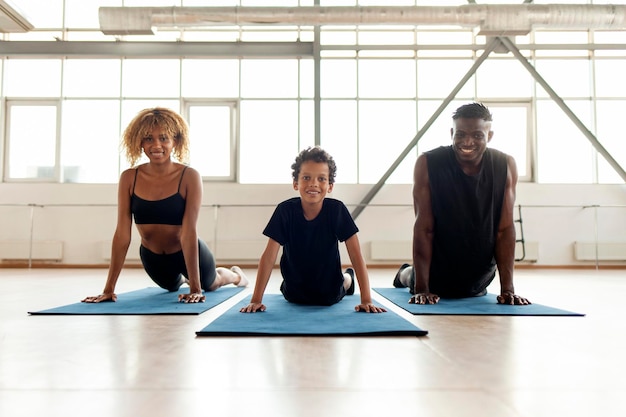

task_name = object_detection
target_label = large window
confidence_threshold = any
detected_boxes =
[2,1,625,185]
[5,102,58,181]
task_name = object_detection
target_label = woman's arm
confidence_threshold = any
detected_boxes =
[179,167,204,303]
[82,170,134,303]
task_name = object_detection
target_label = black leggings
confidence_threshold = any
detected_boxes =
[139,239,217,292]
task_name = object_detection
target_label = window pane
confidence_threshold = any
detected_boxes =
[416,59,474,99]
[358,29,416,45]
[7,105,57,180]
[63,59,121,97]
[487,105,529,179]
[182,60,239,98]
[321,100,358,184]
[61,100,121,183]
[241,60,299,98]
[320,30,357,46]
[239,100,299,183]
[4,60,62,97]
[535,60,591,98]
[358,59,416,98]
[358,100,416,184]
[321,59,357,98]
[595,59,626,97]
[595,100,626,184]
[188,105,233,178]
[64,0,122,29]
[536,100,593,184]
[299,59,314,99]
[416,100,465,155]
[299,100,315,150]
[16,0,63,28]
[476,59,533,98]
[121,60,181,98]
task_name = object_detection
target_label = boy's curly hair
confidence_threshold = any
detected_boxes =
[122,107,190,167]
[291,146,337,185]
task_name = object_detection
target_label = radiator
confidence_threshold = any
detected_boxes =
[0,240,63,261]
[574,242,626,261]
[369,240,539,262]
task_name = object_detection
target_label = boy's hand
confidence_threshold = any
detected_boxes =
[240,302,266,313]
[355,303,386,313]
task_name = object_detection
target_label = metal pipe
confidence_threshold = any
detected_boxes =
[99,5,626,35]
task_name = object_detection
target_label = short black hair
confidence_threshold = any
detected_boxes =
[452,102,493,122]
[291,146,337,184]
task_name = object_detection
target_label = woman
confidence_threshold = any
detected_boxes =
[83,107,247,304]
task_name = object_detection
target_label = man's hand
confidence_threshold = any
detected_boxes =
[240,302,266,313]
[409,292,440,305]
[497,292,531,305]
[178,292,206,303]
[355,303,387,313]
[82,293,117,303]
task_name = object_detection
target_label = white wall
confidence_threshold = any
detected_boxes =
[0,182,625,266]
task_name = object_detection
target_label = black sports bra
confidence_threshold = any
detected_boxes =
[131,166,188,225]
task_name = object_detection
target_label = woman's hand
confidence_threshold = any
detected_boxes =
[178,292,206,303]
[82,293,117,303]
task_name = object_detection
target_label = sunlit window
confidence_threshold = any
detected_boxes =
[1,0,625,186]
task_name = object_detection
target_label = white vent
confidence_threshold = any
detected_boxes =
[370,240,538,262]
[0,240,63,261]
[574,242,626,261]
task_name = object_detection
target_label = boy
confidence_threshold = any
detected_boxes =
[240,146,385,313]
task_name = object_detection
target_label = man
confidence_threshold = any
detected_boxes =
[394,102,530,305]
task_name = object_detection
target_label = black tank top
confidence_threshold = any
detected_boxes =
[425,146,508,297]
[131,166,188,225]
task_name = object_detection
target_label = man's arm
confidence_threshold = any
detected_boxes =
[495,155,530,305]
[410,154,440,305]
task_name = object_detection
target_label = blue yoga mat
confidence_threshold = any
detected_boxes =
[28,287,245,315]
[196,294,428,336]
[374,288,584,316]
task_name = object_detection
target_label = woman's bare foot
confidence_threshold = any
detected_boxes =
[230,266,249,287]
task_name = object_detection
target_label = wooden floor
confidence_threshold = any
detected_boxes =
[1,267,624,417]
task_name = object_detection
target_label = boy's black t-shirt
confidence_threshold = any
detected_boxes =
[263,197,358,305]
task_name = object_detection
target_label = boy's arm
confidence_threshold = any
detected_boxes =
[240,238,281,313]
[344,234,386,313]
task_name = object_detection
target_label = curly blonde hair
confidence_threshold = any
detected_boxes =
[122,107,190,167]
